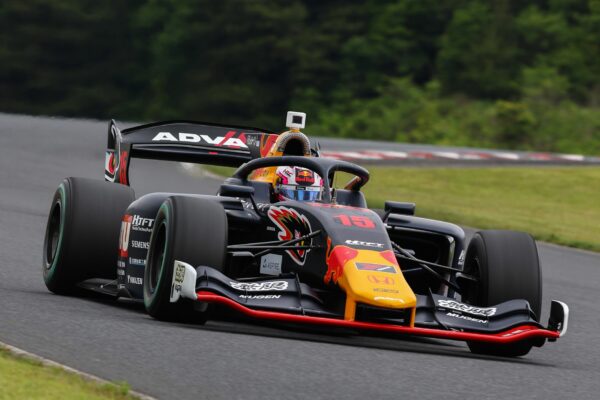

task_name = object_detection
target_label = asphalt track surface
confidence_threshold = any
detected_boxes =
[0,112,599,399]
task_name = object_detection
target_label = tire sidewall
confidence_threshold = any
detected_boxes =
[143,202,173,315]
[463,234,489,308]
[142,196,227,321]
[43,182,71,288]
[42,177,135,294]
[465,231,541,317]
[464,230,542,357]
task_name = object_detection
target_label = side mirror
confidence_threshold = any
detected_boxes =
[384,201,415,216]
[219,184,255,198]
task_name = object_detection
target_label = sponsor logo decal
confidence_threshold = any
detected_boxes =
[246,135,259,147]
[119,215,132,257]
[373,287,399,293]
[355,262,396,274]
[170,263,186,296]
[446,312,487,324]
[367,275,395,285]
[131,240,149,250]
[229,281,288,291]
[280,168,293,177]
[239,294,281,299]
[295,169,315,185]
[131,215,154,233]
[152,131,248,149]
[437,299,497,317]
[241,200,270,210]
[117,260,126,268]
[129,257,145,266]
[260,253,282,276]
[267,206,312,266]
[170,261,194,302]
[127,275,143,285]
[117,269,125,276]
[344,239,384,248]
[174,263,185,285]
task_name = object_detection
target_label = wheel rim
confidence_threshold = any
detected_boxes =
[148,221,167,292]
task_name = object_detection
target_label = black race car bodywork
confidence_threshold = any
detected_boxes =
[43,119,568,357]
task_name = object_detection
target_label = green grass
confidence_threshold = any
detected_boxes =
[362,166,600,252]
[0,347,138,400]
[204,165,600,252]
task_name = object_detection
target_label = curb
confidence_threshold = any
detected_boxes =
[0,341,156,400]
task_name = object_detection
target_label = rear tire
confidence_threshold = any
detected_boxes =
[43,178,135,294]
[462,230,542,357]
[143,196,227,322]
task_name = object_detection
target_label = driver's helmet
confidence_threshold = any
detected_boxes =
[275,166,324,202]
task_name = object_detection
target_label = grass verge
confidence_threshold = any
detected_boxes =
[204,165,600,252]
[0,346,140,400]
[366,166,600,252]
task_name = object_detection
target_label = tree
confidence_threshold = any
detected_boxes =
[137,0,307,128]
[0,0,144,118]
[437,0,521,99]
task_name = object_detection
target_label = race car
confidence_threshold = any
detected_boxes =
[42,112,568,357]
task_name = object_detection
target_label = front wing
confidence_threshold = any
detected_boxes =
[171,262,568,346]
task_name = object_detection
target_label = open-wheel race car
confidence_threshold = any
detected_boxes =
[43,112,568,357]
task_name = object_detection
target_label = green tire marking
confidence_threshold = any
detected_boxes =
[144,202,170,308]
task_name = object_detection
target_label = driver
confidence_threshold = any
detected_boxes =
[249,111,326,202]
[274,166,324,202]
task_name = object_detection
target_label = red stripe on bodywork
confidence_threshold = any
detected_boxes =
[260,134,278,157]
[324,246,358,284]
[196,291,560,344]
[118,151,128,185]
[218,130,237,147]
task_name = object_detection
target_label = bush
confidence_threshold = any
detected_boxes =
[312,79,600,155]
[493,101,537,149]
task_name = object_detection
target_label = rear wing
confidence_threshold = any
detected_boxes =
[104,119,278,185]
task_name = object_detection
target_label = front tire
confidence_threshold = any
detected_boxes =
[462,230,542,357]
[143,196,227,322]
[43,178,135,294]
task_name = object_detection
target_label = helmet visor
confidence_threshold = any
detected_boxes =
[279,185,322,202]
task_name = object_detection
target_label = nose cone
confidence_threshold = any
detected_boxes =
[325,246,417,321]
